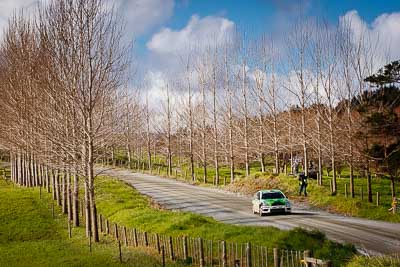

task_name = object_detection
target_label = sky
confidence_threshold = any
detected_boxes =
[0,0,399,102]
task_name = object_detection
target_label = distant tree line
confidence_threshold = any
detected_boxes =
[112,23,399,202]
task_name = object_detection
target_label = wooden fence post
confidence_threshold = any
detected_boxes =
[161,245,165,267]
[304,250,310,267]
[123,226,128,246]
[89,230,92,252]
[273,248,279,267]
[106,219,109,234]
[246,243,251,267]
[98,214,102,233]
[144,231,149,246]
[118,240,122,263]
[52,202,55,218]
[183,236,188,261]
[199,238,204,267]
[156,234,161,253]
[222,241,227,267]
[133,228,138,247]
[68,220,72,238]
[376,192,380,206]
[114,224,119,240]
[169,236,174,260]
[345,184,348,198]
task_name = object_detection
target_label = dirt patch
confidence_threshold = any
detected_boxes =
[225,174,285,195]
[149,198,167,210]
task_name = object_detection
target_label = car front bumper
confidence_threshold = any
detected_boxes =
[260,205,291,214]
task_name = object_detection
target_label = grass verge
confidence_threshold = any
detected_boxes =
[346,255,400,267]
[0,178,182,267]
[225,172,400,223]
[94,176,356,267]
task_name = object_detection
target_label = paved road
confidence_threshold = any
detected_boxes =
[97,167,400,255]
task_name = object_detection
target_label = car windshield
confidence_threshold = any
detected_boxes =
[261,192,285,199]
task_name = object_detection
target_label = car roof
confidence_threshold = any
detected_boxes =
[259,189,283,193]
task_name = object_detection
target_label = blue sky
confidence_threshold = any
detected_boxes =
[0,0,399,90]
[132,0,400,55]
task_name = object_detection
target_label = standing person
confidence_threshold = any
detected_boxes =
[299,173,308,196]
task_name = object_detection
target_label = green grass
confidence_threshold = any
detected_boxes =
[276,173,400,223]
[224,171,400,223]
[346,255,400,267]
[0,178,182,267]
[94,176,356,267]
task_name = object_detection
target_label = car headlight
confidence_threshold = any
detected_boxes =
[286,202,291,207]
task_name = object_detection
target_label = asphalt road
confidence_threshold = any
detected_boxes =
[97,167,399,255]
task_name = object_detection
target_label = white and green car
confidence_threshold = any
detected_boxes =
[252,189,291,216]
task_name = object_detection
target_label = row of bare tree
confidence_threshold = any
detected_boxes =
[117,19,396,201]
[0,0,129,242]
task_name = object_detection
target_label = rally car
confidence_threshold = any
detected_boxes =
[252,189,291,216]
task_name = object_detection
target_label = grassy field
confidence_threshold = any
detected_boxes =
[0,178,182,267]
[94,175,356,266]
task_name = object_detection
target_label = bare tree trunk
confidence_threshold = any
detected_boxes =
[212,77,219,185]
[273,114,279,174]
[367,169,372,203]
[146,97,152,172]
[127,144,132,168]
[200,78,207,183]
[45,165,50,193]
[88,135,99,242]
[187,65,195,182]
[67,170,72,221]
[329,123,337,194]
[390,175,396,198]
[242,62,250,177]
[84,179,91,237]
[62,170,67,214]
[166,85,172,177]
[301,110,308,177]
[73,168,79,226]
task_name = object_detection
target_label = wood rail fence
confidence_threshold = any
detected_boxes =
[98,215,332,267]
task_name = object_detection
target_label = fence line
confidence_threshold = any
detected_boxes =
[97,214,331,267]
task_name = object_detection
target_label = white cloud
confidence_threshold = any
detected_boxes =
[0,0,174,41]
[116,0,174,36]
[147,14,235,55]
[340,10,400,67]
